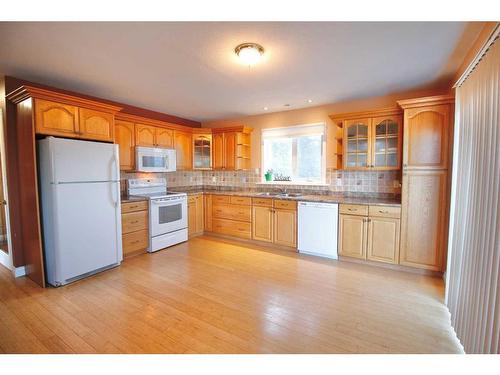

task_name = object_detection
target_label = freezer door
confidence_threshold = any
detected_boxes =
[45,137,119,183]
[50,181,122,285]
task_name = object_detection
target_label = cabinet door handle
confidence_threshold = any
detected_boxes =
[130,220,139,224]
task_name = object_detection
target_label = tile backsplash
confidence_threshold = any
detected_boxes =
[121,169,400,195]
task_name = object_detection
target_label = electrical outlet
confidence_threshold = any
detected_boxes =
[336,178,342,186]
[212,176,216,182]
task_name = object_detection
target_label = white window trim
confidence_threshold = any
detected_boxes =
[260,123,326,184]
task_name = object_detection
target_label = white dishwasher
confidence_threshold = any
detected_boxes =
[298,201,339,259]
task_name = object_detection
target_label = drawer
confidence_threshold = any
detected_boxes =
[212,218,251,239]
[369,205,401,219]
[213,204,252,222]
[212,195,230,204]
[121,200,148,213]
[122,229,149,255]
[122,210,148,233]
[339,204,368,216]
[252,197,273,207]
[230,196,251,206]
[274,200,297,210]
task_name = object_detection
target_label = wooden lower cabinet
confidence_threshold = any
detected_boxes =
[204,194,213,231]
[252,205,274,243]
[188,194,204,237]
[338,214,368,259]
[400,170,448,271]
[121,201,149,257]
[339,204,401,264]
[273,208,297,247]
[213,218,252,239]
[251,198,297,248]
[367,217,400,264]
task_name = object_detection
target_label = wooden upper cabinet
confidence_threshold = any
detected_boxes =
[371,115,402,170]
[224,132,237,170]
[193,133,212,170]
[212,127,252,170]
[213,133,225,169]
[34,99,79,136]
[156,128,174,148]
[402,105,450,170]
[344,118,371,169]
[330,108,402,171]
[79,108,114,142]
[174,130,192,170]
[135,124,156,147]
[115,120,135,171]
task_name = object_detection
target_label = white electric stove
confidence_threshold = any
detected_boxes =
[128,178,188,252]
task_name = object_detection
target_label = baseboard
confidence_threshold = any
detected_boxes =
[13,266,26,278]
[0,249,12,270]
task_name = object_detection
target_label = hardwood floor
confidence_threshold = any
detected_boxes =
[0,235,462,353]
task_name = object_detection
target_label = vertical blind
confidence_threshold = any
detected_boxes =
[446,34,500,354]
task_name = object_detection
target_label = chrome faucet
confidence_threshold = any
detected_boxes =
[280,188,288,194]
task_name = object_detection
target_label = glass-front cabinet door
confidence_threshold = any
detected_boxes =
[371,116,401,170]
[193,134,212,169]
[344,118,371,169]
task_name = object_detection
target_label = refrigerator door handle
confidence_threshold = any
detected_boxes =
[111,182,119,208]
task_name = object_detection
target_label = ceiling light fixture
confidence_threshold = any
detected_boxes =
[307,99,313,103]
[235,42,265,66]
[263,107,268,111]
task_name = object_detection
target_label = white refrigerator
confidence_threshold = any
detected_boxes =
[38,137,123,287]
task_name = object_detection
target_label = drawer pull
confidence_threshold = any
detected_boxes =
[130,240,140,244]
[348,208,357,211]
[378,210,389,214]
[130,220,139,224]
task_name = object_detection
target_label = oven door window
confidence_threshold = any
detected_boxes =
[158,204,182,224]
[142,155,167,168]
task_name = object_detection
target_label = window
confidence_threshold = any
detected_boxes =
[261,124,326,183]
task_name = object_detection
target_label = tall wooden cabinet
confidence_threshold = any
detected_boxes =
[397,95,454,271]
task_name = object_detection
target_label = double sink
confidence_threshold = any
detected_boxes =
[256,191,303,198]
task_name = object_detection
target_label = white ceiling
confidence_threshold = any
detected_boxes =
[0,22,479,122]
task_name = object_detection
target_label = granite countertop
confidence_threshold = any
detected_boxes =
[172,188,401,207]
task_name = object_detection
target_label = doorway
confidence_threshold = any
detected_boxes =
[0,108,13,270]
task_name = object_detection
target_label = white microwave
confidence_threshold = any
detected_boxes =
[136,146,176,173]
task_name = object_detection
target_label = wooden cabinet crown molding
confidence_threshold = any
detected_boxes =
[329,107,402,121]
[6,85,122,113]
[397,95,455,109]
[116,112,196,132]
[211,126,253,134]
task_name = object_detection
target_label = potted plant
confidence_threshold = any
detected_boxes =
[264,169,273,182]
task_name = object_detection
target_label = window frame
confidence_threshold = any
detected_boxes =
[260,123,327,184]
